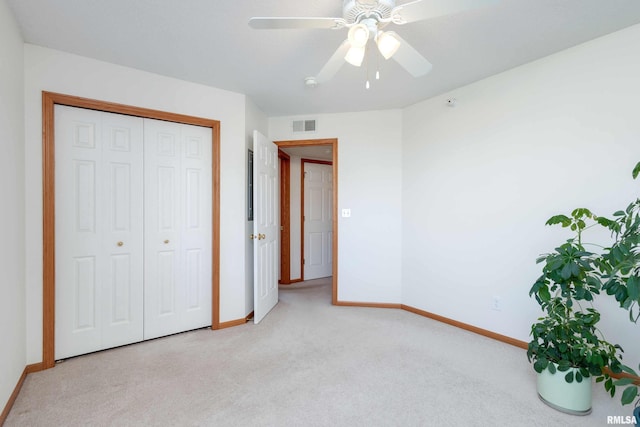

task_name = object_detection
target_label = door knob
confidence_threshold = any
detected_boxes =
[259,233,266,240]
[117,241,124,247]
[250,234,255,240]
[164,239,170,244]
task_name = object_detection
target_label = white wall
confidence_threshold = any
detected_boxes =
[402,24,640,367]
[270,111,403,303]
[245,98,268,315]
[0,0,25,411]
[24,45,248,363]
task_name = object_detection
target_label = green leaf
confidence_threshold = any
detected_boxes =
[613,246,623,262]
[572,208,593,218]
[621,385,638,405]
[596,217,614,228]
[586,276,601,289]
[627,276,640,301]
[546,215,571,227]
[613,377,636,386]
[565,371,574,383]
[621,365,639,376]
[547,362,556,374]
[571,262,581,278]
[605,378,613,391]
[533,358,547,373]
[633,161,640,179]
[538,285,551,303]
[616,287,629,303]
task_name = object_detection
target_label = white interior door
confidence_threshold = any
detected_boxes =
[253,130,279,324]
[143,119,212,339]
[55,105,144,360]
[304,162,333,280]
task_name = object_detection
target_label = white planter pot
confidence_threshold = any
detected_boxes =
[537,365,592,415]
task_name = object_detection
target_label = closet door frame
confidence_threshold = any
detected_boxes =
[42,91,221,369]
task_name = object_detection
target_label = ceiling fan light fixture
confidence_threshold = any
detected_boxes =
[347,23,369,47]
[376,31,401,60]
[344,45,366,67]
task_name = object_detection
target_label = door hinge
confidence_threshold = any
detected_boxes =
[303,259,306,265]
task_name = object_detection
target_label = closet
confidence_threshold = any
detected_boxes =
[54,105,212,360]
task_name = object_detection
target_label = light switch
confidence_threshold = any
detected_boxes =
[342,208,351,218]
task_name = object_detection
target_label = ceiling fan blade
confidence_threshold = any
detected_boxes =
[315,40,351,84]
[391,0,498,24]
[249,17,346,30]
[390,34,433,77]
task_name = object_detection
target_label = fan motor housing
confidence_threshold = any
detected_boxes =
[343,0,396,23]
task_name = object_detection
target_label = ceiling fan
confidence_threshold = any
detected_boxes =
[249,0,497,87]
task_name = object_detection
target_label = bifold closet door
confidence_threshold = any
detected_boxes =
[143,119,213,340]
[55,106,145,360]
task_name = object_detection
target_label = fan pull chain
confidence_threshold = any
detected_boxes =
[365,42,371,89]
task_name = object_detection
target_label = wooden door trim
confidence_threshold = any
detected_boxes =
[278,149,291,284]
[274,139,338,304]
[42,91,221,369]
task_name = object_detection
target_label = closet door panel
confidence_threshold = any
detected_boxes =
[55,106,103,359]
[55,106,144,359]
[100,113,145,348]
[144,120,212,339]
[144,119,182,339]
[180,125,212,330]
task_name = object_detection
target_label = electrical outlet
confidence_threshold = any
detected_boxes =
[491,296,502,311]
[341,208,351,218]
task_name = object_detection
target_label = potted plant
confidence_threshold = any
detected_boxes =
[595,163,640,413]
[528,161,640,415]
[528,208,625,414]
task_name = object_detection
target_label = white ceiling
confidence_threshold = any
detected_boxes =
[279,145,333,161]
[7,0,640,116]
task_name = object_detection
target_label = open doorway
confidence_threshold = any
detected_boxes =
[275,138,338,304]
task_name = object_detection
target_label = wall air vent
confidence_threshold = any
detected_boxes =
[292,119,317,133]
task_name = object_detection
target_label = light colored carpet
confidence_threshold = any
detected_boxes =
[6,278,633,426]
